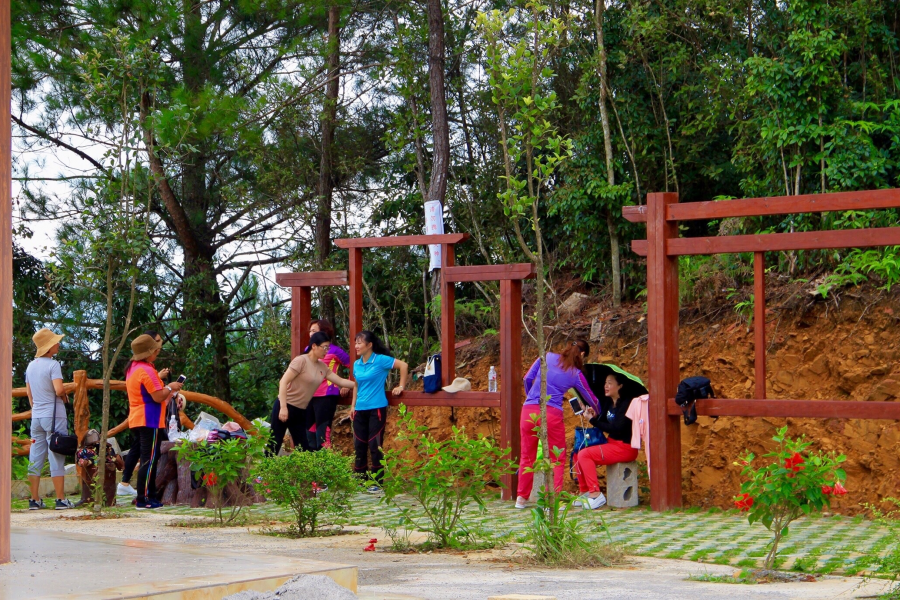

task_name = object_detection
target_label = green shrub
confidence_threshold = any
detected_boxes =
[176,421,270,525]
[253,449,359,537]
[381,404,515,549]
[12,455,29,480]
[734,426,847,570]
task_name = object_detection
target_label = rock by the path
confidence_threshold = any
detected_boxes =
[224,575,356,600]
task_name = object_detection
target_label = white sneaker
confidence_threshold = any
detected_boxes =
[116,483,137,497]
[514,496,529,509]
[573,495,588,508]
[586,493,607,510]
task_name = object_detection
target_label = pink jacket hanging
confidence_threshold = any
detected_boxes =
[625,394,650,473]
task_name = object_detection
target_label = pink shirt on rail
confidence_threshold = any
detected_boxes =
[625,394,650,474]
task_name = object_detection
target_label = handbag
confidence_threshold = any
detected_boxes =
[569,425,607,482]
[423,353,442,393]
[48,396,78,456]
[574,426,607,451]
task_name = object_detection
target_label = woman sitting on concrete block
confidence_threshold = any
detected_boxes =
[574,370,642,510]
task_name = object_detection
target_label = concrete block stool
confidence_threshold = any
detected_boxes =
[606,461,639,508]
[529,469,546,501]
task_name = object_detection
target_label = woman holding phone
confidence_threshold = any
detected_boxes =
[125,334,184,510]
[516,339,599,509]
[574,371,640,510]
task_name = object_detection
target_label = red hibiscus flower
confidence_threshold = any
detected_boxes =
[734,493,754,511]
[784,452,805,472]
[833,481,847,496]
[203,472,218,487]
[821,485,833,495]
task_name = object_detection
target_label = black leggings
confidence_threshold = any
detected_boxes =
[306,395,340,450]
[134,426,164,503]
[122,428,140,484]
[268,399,311,456]
[353,407,387,481]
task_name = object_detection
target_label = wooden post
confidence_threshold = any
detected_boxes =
[295,287,312,357]
[499,279,523,500]
[0,0,11,565]
[754,252,766,400]
[348,247,364,366]
[646,192,682,510]
[73,370,90,444]
[440,243,455,384]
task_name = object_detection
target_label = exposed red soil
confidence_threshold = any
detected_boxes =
[334,282,900,514]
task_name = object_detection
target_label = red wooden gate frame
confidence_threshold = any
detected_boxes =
[276,233,535,499]
[625,189,900,511]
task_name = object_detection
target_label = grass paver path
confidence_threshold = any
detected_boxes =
[65,492,890,578]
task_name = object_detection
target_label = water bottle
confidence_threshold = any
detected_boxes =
[488,366,498,393]
[168,414,178,440]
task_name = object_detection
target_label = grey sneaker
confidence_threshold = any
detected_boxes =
[366,484,382,494]
[54,499,75,510]
[28,499,45,510]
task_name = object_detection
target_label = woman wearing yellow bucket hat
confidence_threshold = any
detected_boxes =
[125,334,183,509]
[25,328,74,510]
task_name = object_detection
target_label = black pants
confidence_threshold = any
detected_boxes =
[268,399,311,456]
[122,428,140,484]
[353,407,387,481]
[134,426,164,503]
[306,395,340,450]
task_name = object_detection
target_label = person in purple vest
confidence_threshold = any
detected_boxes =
[305,319,351,450]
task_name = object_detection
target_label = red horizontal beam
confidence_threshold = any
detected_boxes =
[275,271,348,287]
[631,239,648,256]
[389,391,500,407]
[443,263,535,282]
[666,398,900,420]
[623,189,900,224]
[623,205,648,223]
[668,226,900,256]
[335,234,470,249]
[669,188,900,222]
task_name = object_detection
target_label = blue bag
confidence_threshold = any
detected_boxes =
[423,353,442,393]
[569,426,606,482]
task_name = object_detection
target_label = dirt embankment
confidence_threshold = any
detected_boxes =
[333,284,900,513]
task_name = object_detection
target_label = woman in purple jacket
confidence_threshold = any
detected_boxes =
[306,319,351,450]
[516,339,599,509]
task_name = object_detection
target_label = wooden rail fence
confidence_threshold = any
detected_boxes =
[625,189,900,511]
[10,369,253,456]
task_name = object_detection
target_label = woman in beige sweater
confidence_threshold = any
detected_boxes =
[268,331,356,455]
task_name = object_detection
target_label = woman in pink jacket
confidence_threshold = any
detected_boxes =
[305,319,351,450]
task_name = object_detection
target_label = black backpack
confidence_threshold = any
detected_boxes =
[675,376,715,425]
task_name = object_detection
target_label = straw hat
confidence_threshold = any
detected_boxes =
[131,334,162,361]
[442,377,472,394]
[32,328,64,358]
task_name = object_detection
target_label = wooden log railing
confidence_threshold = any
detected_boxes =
[10,370,254,456]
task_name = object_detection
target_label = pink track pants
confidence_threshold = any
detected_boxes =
[517,405,566,499]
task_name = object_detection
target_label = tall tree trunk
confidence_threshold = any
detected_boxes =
[595,0,621,307]
[316,4,341,325]
[426,0,450,336]
[140,3,232,402]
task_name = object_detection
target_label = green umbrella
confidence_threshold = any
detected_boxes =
[582,363,648,402]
